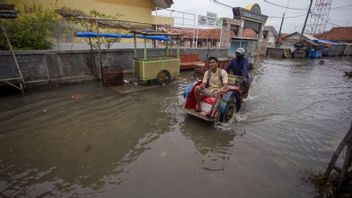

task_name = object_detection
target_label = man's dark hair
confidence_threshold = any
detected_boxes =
[208,56,218,62]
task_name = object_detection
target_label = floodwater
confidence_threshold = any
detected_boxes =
[0,57,351,198]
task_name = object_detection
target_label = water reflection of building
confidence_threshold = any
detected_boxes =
[0,90,172,196]
[182,117,235,159]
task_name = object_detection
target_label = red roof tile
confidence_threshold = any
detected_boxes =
[315,27,352,42]
[166,28,221,39]
[242,28,257,38]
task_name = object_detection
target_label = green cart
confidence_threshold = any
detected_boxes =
[131,31,181,84]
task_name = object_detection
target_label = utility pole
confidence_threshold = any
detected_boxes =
[301,0,313,35]
[276,12,285,47]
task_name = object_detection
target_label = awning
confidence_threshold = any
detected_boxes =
[75,32,170,41]
[312,39,339,45]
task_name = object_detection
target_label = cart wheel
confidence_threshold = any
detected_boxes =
[156,70,171,85]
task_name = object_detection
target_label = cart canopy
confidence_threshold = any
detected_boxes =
[75,32,169,41]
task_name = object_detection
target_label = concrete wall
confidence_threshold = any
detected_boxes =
[328,45,346,56]
[0,48,228,85]
[343,44,352,56]
[266,47,284,58]
[4,0,161,25]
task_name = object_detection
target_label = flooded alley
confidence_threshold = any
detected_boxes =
[0,57,352,198]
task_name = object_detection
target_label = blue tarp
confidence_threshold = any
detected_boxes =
[75,32,169,41]
[313,39,339,45]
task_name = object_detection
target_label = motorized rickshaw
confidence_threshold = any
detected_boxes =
[182,74,245,122]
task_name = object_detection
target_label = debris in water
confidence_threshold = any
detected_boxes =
[71,93,87,100]
[42,109,48,113]
[161,151,167,158]
[84,144,92,152]
[345,71,352,78]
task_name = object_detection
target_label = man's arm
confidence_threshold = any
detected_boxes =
[220,70,228,93]
[241,58,249,79]
[225,59,234,73]
[201,70,208,88]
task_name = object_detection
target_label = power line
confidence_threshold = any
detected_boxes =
[268,14,306,19]
[263,0,308,10]
[264,0,352,11]
[330,4,352,9]
[211,0,232,8]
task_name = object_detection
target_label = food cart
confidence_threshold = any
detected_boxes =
[130,30,181,84]
[76,31,181,85]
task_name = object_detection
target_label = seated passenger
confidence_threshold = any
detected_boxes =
[194,56,228,116]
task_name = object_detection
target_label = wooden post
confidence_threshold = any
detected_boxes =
[0,20,25,92]
[336,144,352,193]
[166,41,169,56]
[324,122,352,178]
[177,36,180,58]
[324,121,352,194]
[133,34,137,58]
[143,37,147,60]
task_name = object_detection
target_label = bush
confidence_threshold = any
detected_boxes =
[0,5,58,50]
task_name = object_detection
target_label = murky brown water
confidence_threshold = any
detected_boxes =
[1,57,352,198]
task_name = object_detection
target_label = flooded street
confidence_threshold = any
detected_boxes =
[1,57,352,198]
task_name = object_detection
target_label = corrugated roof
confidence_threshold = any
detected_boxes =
[166,28,221,39]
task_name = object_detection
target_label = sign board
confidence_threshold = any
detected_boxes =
[198,15,207,26]
[206,11,217,26]
[232,3,267,24]
[0,4,17,18]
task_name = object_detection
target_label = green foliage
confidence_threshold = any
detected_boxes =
[75,9,123,49]
[0,5,58,50]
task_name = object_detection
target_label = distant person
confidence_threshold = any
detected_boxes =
[225,48,250,98]
[194,57,228,117]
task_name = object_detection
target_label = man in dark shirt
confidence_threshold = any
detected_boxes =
[225,48,250,98]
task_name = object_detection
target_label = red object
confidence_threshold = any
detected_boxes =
[184,81,217,114]
[184,81,201,109]
[180,54,203,70]
[202,96,216,104]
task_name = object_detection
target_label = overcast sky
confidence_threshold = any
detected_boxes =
[166,0,352,33]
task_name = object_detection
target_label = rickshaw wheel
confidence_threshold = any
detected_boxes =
[219,102,236,123]
[156,70,171,85]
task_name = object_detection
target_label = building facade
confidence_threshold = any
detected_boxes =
[4,0,173,25]
[220,3,268,62]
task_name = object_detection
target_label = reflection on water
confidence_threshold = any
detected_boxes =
[0,57,352,197]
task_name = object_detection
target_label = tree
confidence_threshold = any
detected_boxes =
[74,9,123,49]
[0,5,58,50]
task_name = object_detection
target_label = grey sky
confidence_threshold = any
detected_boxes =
[169,0,352,33]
